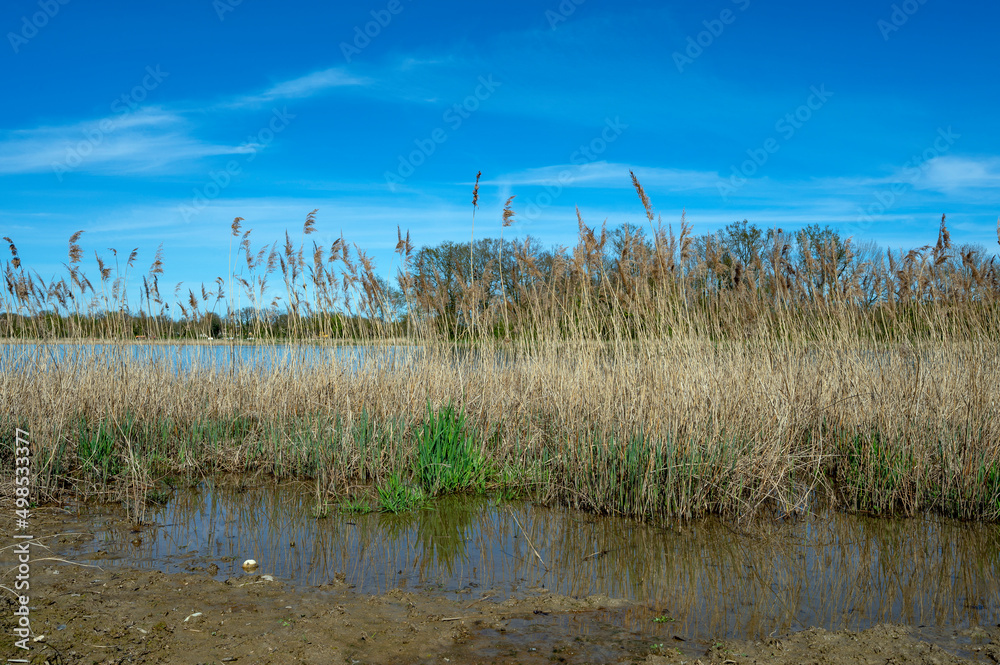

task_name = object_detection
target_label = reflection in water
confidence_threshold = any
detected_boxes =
[69,483,999,642]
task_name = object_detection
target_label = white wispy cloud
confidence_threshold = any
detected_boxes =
[0,109,245,176]
[0,65,371,176]
[804,156,1000,195]
[910,156,1000,193]
[398,56,455,71]
[491,152,1000,205]
[485,161,721,191]
[228,67,369,107]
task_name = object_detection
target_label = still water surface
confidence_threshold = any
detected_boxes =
[60,483,1000,644]
[0,342,419,372]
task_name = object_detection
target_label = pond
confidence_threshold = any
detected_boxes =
[55,482,1000,647]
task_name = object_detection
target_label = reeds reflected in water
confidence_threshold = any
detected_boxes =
[73,483,1000,641]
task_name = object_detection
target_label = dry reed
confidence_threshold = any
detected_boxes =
[2,180,999,522]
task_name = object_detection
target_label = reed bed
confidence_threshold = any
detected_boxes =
[2,176,999,522]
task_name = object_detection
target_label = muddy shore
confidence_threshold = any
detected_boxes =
[2,507,999,664]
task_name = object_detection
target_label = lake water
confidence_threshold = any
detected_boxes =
[0,342,421,373]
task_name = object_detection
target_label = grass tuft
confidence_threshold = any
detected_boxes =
[415,402,488,497]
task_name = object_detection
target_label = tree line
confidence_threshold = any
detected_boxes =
[3,204,999,341]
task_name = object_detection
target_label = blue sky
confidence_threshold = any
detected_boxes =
[2,0,998,299]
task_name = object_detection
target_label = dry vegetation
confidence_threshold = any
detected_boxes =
[2,174,1000,522]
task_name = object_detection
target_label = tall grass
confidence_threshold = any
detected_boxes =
[1,177,999,522]
[415,401,490,496]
